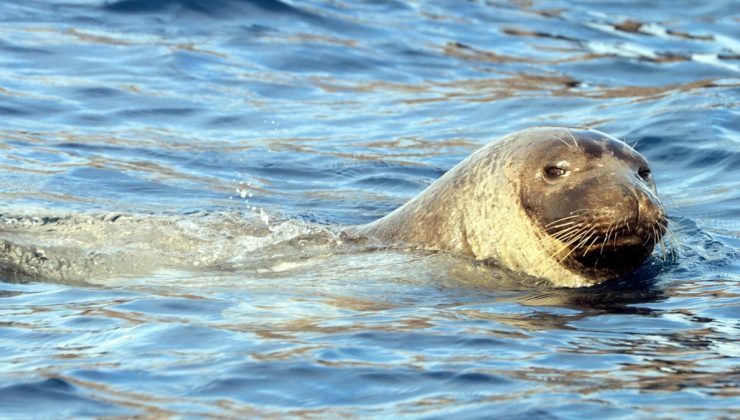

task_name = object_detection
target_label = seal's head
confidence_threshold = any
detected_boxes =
[517,128,668,282]
[355,126,668,288]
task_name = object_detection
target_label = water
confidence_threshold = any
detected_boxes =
[1,0,738,417]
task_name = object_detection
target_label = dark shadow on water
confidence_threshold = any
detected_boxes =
[104,0,300,15]
[494,254,682,320]
[0,289,24,298]
[102,0,372,35]
[537,257,677,314]
[0,378,129,417]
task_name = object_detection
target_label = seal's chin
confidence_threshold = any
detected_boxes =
[561,233,657,280]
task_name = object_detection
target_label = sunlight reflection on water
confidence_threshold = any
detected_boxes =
[0,0,738,417]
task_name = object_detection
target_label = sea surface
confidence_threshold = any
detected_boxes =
[1,0,738,417]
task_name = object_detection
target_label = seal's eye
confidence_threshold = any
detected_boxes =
[544,166,567,178]
[638,167,651,180]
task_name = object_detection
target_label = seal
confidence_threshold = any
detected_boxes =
[354,127,668,287]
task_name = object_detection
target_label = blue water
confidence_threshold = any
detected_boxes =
[1,0,738,417]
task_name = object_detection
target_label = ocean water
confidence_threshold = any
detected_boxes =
[1,0,738,417]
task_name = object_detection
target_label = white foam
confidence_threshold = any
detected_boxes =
[691,53,740,73]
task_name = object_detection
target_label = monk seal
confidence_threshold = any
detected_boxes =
[354,127,669,288]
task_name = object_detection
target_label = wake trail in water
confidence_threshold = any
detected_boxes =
[0,211,344,284]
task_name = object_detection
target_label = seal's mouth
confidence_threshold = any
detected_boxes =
[604,233,646,247]
[569,234,653,274]
[551,222,667,279]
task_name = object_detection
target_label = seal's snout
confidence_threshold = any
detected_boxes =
[557,176,668,279]
[632,183,668,243]
[532,166,668,281]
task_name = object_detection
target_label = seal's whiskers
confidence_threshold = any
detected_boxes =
[549,134,575,150]
[548,224,587,241]
[566,129,581,151]
[600,221,616,255]
[533,223,590,267]
[543,210,589,228]
[555,226,598,263]
[582,235,601,257]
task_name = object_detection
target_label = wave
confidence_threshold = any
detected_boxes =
[104,0,312,18]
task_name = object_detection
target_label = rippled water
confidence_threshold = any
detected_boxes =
[1,0,738,417]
